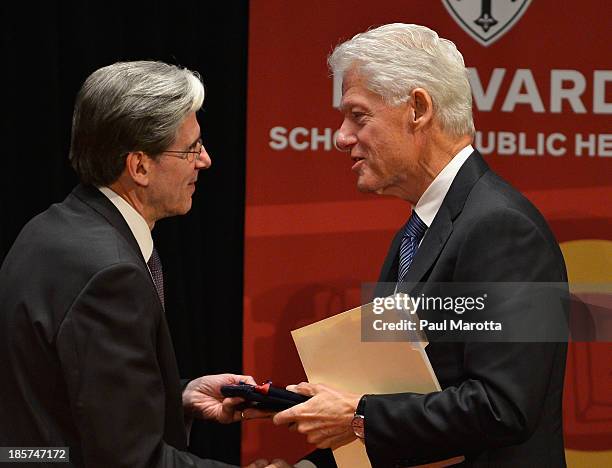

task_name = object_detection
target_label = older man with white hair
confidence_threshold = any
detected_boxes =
[271,24,568,468]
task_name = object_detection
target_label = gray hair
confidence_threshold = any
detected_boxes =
[69,61,205,186]
[328,23,474,136]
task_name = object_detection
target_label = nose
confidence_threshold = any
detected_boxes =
[195,145,212,169]
[334,122,357,152]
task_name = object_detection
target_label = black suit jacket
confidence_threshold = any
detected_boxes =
[0,185,232,468]
[363,152,568,467]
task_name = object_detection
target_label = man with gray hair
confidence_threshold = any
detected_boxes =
[272,24,567,467]
[0,61,250,467]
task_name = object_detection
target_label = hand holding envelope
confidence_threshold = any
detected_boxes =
[276,299,463,468]
[243,298,463,467]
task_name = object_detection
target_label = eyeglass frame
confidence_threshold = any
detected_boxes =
[160,138,205,163]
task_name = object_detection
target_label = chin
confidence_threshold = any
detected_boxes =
[180,202,192,215]
[356,177,380,193]
[173,199,192,216]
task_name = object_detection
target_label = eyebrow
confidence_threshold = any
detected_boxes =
[187,136,202,149]
[339,101,369,113]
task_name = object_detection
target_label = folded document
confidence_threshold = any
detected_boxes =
[291,298,463,468]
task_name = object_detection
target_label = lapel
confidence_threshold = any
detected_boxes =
[378,230,403,284]
[386,151,490,288]
[71,184,147,267]
[71,185,185,444]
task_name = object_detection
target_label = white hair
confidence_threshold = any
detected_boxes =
[329,23,475,136]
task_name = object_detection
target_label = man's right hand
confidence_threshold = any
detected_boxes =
[273,382,360,449]
[182,373,257,423]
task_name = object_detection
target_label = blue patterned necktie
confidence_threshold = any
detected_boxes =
[397,211,428,283]
[148,247,165,308]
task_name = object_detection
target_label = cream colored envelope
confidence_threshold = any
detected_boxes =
[291,299,463,468]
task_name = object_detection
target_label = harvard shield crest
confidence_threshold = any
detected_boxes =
[442,0,532,47]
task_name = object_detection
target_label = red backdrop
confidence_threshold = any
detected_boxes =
[244,0,612,464]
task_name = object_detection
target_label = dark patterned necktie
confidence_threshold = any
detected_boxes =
[148,247,165,308]
[397,210,428,283]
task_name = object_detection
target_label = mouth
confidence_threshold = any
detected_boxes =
[351,155,366,171]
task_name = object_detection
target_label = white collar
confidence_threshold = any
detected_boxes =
[97,186,154,263]
[413,145,474,227]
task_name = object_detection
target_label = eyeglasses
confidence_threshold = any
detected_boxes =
[162,139,205,163]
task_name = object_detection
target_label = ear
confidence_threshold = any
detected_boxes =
[125,151,153,187]
[409,88,434,130]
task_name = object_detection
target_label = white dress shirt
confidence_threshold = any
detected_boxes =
[98,186,154,263]
[413,144,474,242]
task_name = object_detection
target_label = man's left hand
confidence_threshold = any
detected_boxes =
[183,373,256,423]
[272,382,361,449]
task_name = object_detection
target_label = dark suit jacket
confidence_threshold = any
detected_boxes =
[363,151,568,467]
[0,185,232,468]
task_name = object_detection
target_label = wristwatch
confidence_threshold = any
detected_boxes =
[351,395,367,440]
